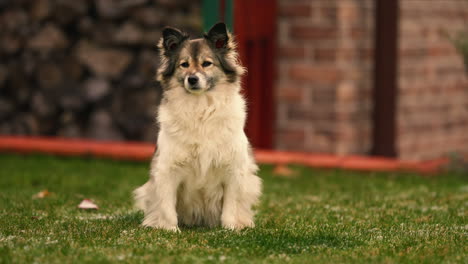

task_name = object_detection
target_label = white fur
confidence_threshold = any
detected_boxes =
[133,81,262,231]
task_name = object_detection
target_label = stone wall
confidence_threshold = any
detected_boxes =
[275,0,375,155]
[0,0,201,143]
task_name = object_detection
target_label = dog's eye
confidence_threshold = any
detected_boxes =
[180,62,189,68]
[202,61,212,67]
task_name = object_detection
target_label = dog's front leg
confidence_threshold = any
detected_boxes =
[221,170,261,230]
[142,168,180,232]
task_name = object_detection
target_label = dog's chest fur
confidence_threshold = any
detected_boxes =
[159,88,247,168]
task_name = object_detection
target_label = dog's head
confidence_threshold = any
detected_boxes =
[156,23,245,95]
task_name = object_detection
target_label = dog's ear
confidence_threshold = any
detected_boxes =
[161,27,188,54]
[205,22,229,50]
[157,27,188,78]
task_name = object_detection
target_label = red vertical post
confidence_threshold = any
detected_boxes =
[219,0,225,21]
[234,0,277,149]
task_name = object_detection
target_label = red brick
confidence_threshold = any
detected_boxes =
[277,128,306,149]
[290,25,338,40]
[336,82,356,102]
[350,28,367,40]
[400,48,426,59]
[314,48,337,62]
[311,85,336,103]
[279,3,312,17]
[337,4,358,22]
[427,45,454,56]
[319,6,338,23]
[287,106,336,122]
[278,45,306,59]
[289,64,341,84]
[315,48,357,62]
[308,133,335,153]
[358,48,373,60]
[277,85,304,103]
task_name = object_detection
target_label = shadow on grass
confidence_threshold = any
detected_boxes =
[56,211,362,256]
[204,229,362,255]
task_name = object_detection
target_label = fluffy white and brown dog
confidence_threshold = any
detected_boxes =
[133,23,262,231]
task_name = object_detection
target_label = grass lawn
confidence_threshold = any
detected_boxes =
[0,154,466,263]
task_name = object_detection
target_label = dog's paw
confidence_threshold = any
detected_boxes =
[143,223,180,232]
[222,219,254,231]
[142,219,179,232]
[165,226,181,232]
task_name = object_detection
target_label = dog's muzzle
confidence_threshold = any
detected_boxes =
[185,74,204,94]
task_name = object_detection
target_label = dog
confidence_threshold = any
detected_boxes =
[133,23,262,231]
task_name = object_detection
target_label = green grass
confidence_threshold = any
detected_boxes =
[0,154,466,263]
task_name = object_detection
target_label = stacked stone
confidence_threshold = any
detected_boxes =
[0,0,201,142]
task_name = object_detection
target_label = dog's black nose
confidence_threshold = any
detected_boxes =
[188,76,198,85]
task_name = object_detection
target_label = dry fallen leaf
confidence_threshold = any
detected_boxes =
[78,199,99,210]
[273,164,298,178]
[32,190,52,199]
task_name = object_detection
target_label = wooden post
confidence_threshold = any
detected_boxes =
[372,0,399,157]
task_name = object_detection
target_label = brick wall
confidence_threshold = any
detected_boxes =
[276,0,375,155]
[276,0,468,161]
[398,0,468,160]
